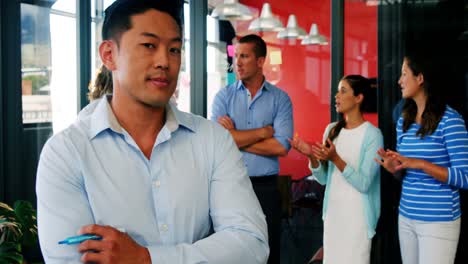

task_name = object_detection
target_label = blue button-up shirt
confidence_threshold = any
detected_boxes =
[36,96,268,263]
[211,80,293,176]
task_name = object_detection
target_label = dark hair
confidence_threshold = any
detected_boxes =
[88,65,113,101]
[402,49,446,137]
[326,75,371,147]
[102,0,183,44]
[238,34,267,58]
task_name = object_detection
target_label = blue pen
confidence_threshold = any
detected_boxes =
[58,234,102,245]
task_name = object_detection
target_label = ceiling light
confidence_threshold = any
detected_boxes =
[211,0,253,21]
[277,14,307,39]
[301,23,328,45]
[248,3,283,32]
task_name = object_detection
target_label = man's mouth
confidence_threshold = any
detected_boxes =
[147,77,169,87]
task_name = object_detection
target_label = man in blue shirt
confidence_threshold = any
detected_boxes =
[36,1,268,263]
[211,34,293,263]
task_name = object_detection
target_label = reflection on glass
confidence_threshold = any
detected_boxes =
[92,0,114,18]
[91,0,112,77]
[21,0,77,134]
[51,0,76,14]
[344,0,378,125]
[49,1,77,133]
[21,4,52,124]
[206,0,331,180]
[206,16,231,117]
[173,2,191,113]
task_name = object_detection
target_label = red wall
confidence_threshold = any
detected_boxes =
[237,1,377,180]
[344,1,378,126]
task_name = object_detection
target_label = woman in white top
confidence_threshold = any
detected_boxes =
[290,75,383,264]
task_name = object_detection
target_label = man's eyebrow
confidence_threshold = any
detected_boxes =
[141,32,182,42]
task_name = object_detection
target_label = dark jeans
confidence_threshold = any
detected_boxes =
[251,175,281,264]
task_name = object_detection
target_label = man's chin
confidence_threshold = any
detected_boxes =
[140,99,169,109]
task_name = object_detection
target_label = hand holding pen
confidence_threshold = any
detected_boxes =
[69,224,151,264]
[59,234,102,245]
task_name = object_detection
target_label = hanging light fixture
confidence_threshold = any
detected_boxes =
[211,0,253,21]
[277,14,307,39]
[301,23,328,45]
[248,3,283,32]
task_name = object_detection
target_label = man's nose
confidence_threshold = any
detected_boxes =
[153,48,169,70]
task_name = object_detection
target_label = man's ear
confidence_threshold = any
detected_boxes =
[257,56,265,68]
[99,40,116,71]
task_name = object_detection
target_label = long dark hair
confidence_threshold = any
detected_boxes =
[325,75,370,147]
[401,51,446,137]
[88,65,113,101]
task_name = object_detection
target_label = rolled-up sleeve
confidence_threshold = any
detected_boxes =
[210,87,229,122]
[273,91,293,151]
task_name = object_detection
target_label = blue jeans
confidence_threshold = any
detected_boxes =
[399,215,460,264]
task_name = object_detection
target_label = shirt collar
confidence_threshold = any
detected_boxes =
[236,78,269,92]
[88,96,195,139]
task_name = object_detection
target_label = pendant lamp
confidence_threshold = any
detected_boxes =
[277,14,307,39]
[248,3,283,32]
[301,23,328,45]
[211,0,253,21]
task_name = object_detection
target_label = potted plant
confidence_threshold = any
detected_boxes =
[0,200,39,264]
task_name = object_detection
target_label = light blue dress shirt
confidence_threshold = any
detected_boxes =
[36,96,268,263]
[210,80,293,176]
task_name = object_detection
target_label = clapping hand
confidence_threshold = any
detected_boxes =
[289,134,313,157]
[310,138,337,162]
[375,148,403,174]
[380,149,422,170]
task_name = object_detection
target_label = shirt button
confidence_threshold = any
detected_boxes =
[161,224,168,232]
[153,180,161,187]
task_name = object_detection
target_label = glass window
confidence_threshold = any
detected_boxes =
[21,0,77,134]
[344,0,378,125]
[91,0,113,79]
[175,2,191,113]
[206,0,331,181]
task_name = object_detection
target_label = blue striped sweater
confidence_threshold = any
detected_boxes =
[397,106,468,222]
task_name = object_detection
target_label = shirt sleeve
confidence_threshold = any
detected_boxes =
[342,127,384,193]
[309,162,327,185]
[444,115,468,189]
[210,87,229,122]
[36,135,94,264]
[272,91,293,150]
[147,127,269,264]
